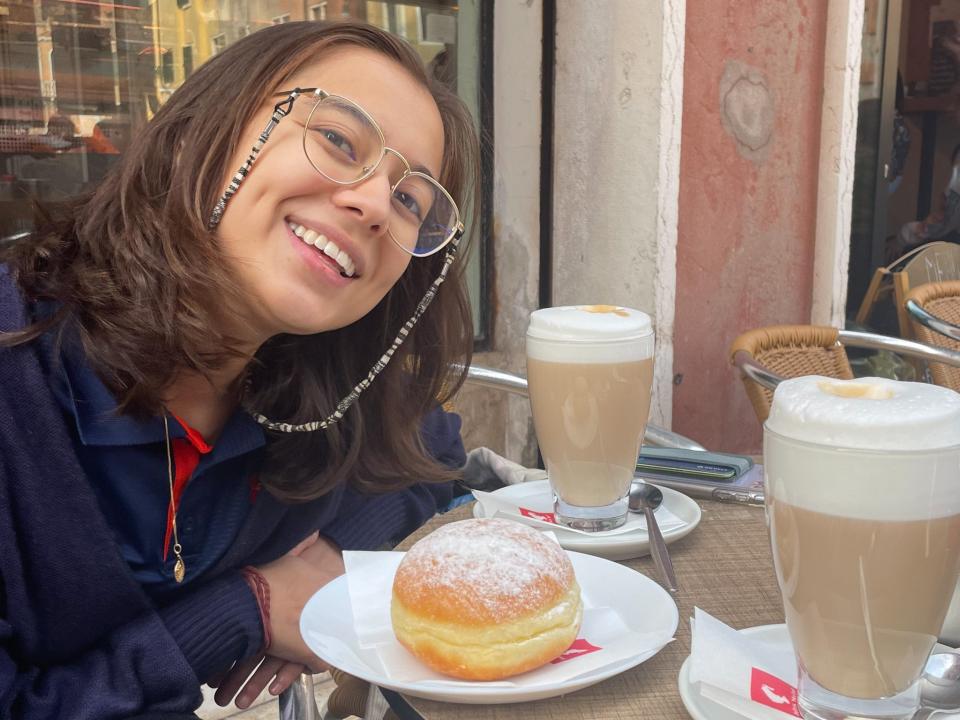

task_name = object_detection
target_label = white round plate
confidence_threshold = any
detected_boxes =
[677,625,956,720]
[301,550,678,704]
[472,480,702,561]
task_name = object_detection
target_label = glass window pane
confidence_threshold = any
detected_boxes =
[0,0,489,341]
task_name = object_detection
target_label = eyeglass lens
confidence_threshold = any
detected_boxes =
[300,95,458,256]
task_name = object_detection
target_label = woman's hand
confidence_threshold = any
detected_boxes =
[210,533,345,708]
[256,535,345,665]
[210,653,317,709]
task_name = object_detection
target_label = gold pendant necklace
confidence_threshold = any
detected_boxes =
[163,415,186,583]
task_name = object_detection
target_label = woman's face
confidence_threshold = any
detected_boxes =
[216,46,445,345]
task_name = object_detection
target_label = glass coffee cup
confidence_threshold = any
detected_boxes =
[526,305,654,531]
[764,376,960,720]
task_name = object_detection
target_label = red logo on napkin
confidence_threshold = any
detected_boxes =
[750,668,801,717]
[550,638,602,663]
[519,507,557,524]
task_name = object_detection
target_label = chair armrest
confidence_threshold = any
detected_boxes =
[731,330,960,391]
[463,364,706,451]
[731,350,784,391]
[839,328,960,365]
[906,300,960,342]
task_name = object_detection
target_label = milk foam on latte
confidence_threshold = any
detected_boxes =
[766,376,960,520]
[765,376,960,700]
[526,305,654,363]
[768,375,960,450]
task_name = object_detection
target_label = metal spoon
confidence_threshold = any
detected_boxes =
[628,482,678,594]
[919,652,960,711]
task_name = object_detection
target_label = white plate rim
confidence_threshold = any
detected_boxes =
[301,550,679,704]
[472,480,702,552]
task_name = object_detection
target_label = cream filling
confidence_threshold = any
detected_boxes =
[391,584,584,676]
[287,221,357,277]
[392,584,583,650]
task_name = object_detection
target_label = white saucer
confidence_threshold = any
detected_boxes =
[678,624,789,720]
[301,550,678,704]
[677,625,958,720]
[472,480,702,561]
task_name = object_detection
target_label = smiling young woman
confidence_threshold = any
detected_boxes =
[0,20,480,719]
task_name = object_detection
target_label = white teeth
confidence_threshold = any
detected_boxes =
[287,221,357,277]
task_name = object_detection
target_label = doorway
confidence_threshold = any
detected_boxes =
[848,0,960,334]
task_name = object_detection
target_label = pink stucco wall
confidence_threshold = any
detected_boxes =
[672,1,828,453]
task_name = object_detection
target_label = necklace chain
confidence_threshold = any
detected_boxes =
[162,415,186,583]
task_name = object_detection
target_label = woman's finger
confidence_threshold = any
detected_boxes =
[267,661,307,696]
[213,653,263,707]
[236,656,286,709]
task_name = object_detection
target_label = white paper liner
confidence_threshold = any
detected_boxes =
[690,608,802,719]
[340,550,674,688]
[472,488,686,537]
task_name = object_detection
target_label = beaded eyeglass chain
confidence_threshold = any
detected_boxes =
[207,91,463,433]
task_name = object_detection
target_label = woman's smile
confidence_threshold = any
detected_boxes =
[285,221,355,288]
[286,220,359,278]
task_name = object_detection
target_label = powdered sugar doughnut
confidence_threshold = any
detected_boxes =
[390,518,583,680]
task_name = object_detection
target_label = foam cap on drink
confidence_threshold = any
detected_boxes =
[526,305,654,362]
[767,375,960,450]
[765,376,960,517]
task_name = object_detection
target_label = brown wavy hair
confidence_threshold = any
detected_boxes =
[2,21,479,501]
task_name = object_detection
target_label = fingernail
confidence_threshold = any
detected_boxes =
[269,681,280,694]
[237,696,249,709]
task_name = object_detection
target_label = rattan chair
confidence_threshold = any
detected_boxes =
[905,280,960,392]
[856,241,960,338]
[730,325,960,425]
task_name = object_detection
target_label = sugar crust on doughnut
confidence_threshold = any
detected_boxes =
[390,518,583,680]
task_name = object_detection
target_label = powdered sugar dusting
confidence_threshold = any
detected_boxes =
[393,518,575,623]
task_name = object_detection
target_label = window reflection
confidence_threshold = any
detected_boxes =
[0,0,464,240]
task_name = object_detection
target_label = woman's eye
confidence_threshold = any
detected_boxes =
[315,128,356,161]
[393,190,423,220]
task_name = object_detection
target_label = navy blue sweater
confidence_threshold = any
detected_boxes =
[0,270,462,719]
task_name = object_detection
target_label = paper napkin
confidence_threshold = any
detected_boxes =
[689,608,800,719]
[340,550,673,687]
[471,488,687,537]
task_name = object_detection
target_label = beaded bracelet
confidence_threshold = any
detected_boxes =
[241,566,272,652]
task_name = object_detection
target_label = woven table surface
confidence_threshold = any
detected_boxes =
[395,499,782,720]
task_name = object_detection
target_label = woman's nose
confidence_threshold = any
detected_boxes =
[331,171,393,235]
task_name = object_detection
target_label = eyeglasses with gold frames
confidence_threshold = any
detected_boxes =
[209,88,463,258]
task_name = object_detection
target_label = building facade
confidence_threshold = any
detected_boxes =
[0,1,879,458]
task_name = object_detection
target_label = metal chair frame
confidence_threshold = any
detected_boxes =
[461,365,705,451]
[733,328,960,393]
[907,299,960,342]
[855,241,960,339]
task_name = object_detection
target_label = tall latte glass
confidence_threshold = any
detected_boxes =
[764,376,960,720]
[526,305,654,531]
